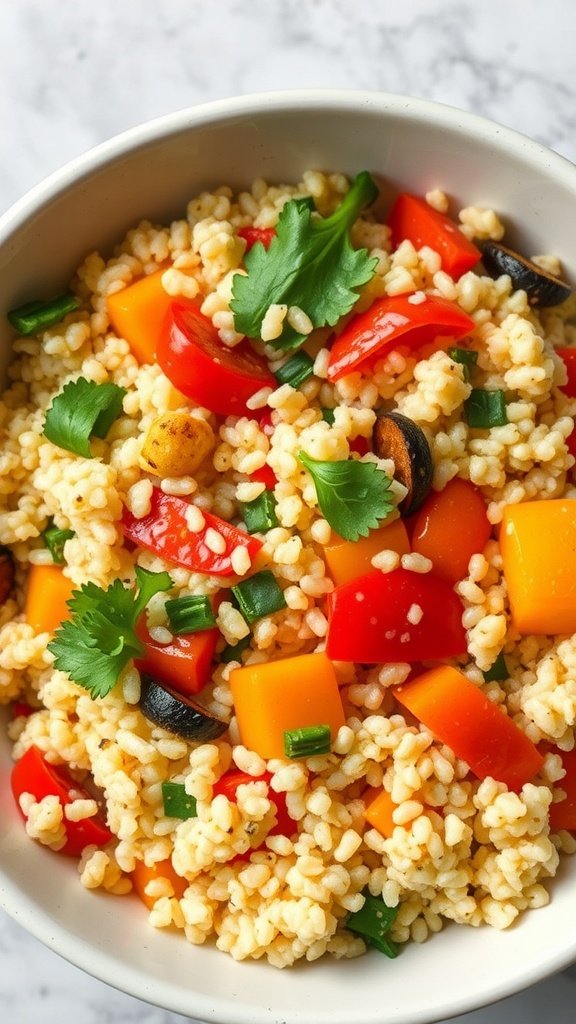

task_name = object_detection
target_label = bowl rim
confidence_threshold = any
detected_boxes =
[1,88,576,1024]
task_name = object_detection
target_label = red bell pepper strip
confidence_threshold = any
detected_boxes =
[156,302,276,417]
[135,619,218,697]
[213,769,294,838]
[11,745,112,857]
[411,478,491,585]
[238,227,276,252]
[325,568,466,663]
[394,666,544,790]
[388,193,481,279]
[326,294,475,381]
[249,464,277,490]
[122,487,262,577]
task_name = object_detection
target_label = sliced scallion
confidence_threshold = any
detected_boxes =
[464,388,508,429]
[232,570,287,624]
[284,724,331,759]
[8,293,81,336]
[219,633,252,664]
[448,346,478,382]
[161,781,197,820]
[321,407,336,426]
[346,892,399,957]
[275,351,315,388]
[43,522,75,565]
[165,595,216,635]
[483,651,508,682]
[240,490,278,534]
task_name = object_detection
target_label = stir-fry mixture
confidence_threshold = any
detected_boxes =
[3,170,576,967]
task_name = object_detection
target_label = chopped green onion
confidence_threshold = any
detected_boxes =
[321,407,336,426]
[284,724,331,759]
[346,892,399,957]
[275,351,315,388]
[219,634,252,664]
[8,293,81,336]
[240,490,278,534]
[232,570,287,624]
[449,346,478,382]
[464,388,508,429]
[165,595,216,635]
[483,651,508,682]
[161,781,197,820]
[43,522,75,564]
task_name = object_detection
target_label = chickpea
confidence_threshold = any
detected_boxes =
[139,412,215,477]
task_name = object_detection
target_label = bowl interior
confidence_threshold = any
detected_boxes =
[1,92,575,1024]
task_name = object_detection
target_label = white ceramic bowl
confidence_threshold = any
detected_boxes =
[1,91,576,1024]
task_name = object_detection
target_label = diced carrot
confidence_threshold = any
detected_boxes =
[411,478,491,585]
[24,564,75,634]
[394,666,543,790]
[500,499,576,635]
[324,519,410,587]
[363,788,397,838]
[229,652,345,759]
[107,269,173,365]
[132,858,186,910]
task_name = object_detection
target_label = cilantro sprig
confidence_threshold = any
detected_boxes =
[299,451,394,542]
[48,567,173,699]
[231,171,379,352]
[44,377,127,457]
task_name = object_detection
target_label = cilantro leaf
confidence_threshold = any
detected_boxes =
[231,171,379,352]
[48,567,173,699]
[298,451,394,542]
[43,377,127,457]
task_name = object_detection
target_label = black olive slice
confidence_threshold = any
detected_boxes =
[140,675,228,741]
[480,241,572,308]
[0,547,14,604]
[373,411,433,516]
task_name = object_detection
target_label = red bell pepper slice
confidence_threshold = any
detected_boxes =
[326,568,466,663]
[411,478,491,585]
[556,347,576,396]
[122,487,262,577]
[249,464,277,489]
[540,744,576,831]
[11,745,112,857]
[326,294,475,381]
[156,302,276,417]
[388,193,481,279]
[238,227,276,252]
[135,619,218,697]
[213,769,294,838]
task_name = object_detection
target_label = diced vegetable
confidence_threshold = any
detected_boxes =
[25,564,75,634]
[240,490,278,534]
[372,412,433,515]
[11,701,35,720]
[139,411,215,477]
[388,193,481,279]
[284,724,331,759]
[219,634,252,664]
[483,651,508,683]
[346,892,399,957]
[249,463,277,490]
[132,857,186,910]
[237,226,276,252]
[275,351,315,388]
[547,746,576,831]
[42,523,75,565]
[43,378,127,458]
[11,745,112,856]
[156,301,276,417]
[165,595,216,635]
[8,293,81,336]
[481,241,572,308]
[448,346,478,381]
[232,570,286,624]
[121,487,262,577]
[411,478,491,585]
[327,294,475,381]
[500,499,576,635]
[140,675,228,741]
[363,787,398,839]
[326,568,466,663]
[135,619,218,697]
[464,388,507,428]
[394,666,544,789]
[106,269,173,365]
[161,781,197,819]
[212,769,293,838]
[556,346,576,396]
[0,547,14,603]
[299,451,394,542]
[229,652,345,759]
[324,519,410,586]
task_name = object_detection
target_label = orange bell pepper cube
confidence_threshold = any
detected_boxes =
[394,666,543,790]
[363,788,398,838]
[545,746,576,832]
[132,858,187,910]
[411,478,491,585]
[25,564,75,634]
[388,193,481,279]
[500,499,576,635]
[229,652,345,760]
[107,269,173,365]
[324,519,410,587]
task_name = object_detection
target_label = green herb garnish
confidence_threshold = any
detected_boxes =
[231,171,379,351]
[48,567,173,699]
[298,451,394,542]
[346,893,399,957]
[483,651,508,682]
[448,346,478,382]
[464,388,508,429]
[321,407,336,426]
[165,595,216,635]
[43,522,75,565]
[8,293,80,336]
[161,781,197,820]
[275,351,315,389]
[284,724,331,759]
[43,377,127,457]
[240,490,278,534]
[232,570,287,624]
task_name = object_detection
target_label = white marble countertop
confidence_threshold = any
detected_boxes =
[2,1,576,1021]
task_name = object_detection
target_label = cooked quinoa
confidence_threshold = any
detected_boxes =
[3,169,576,968]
